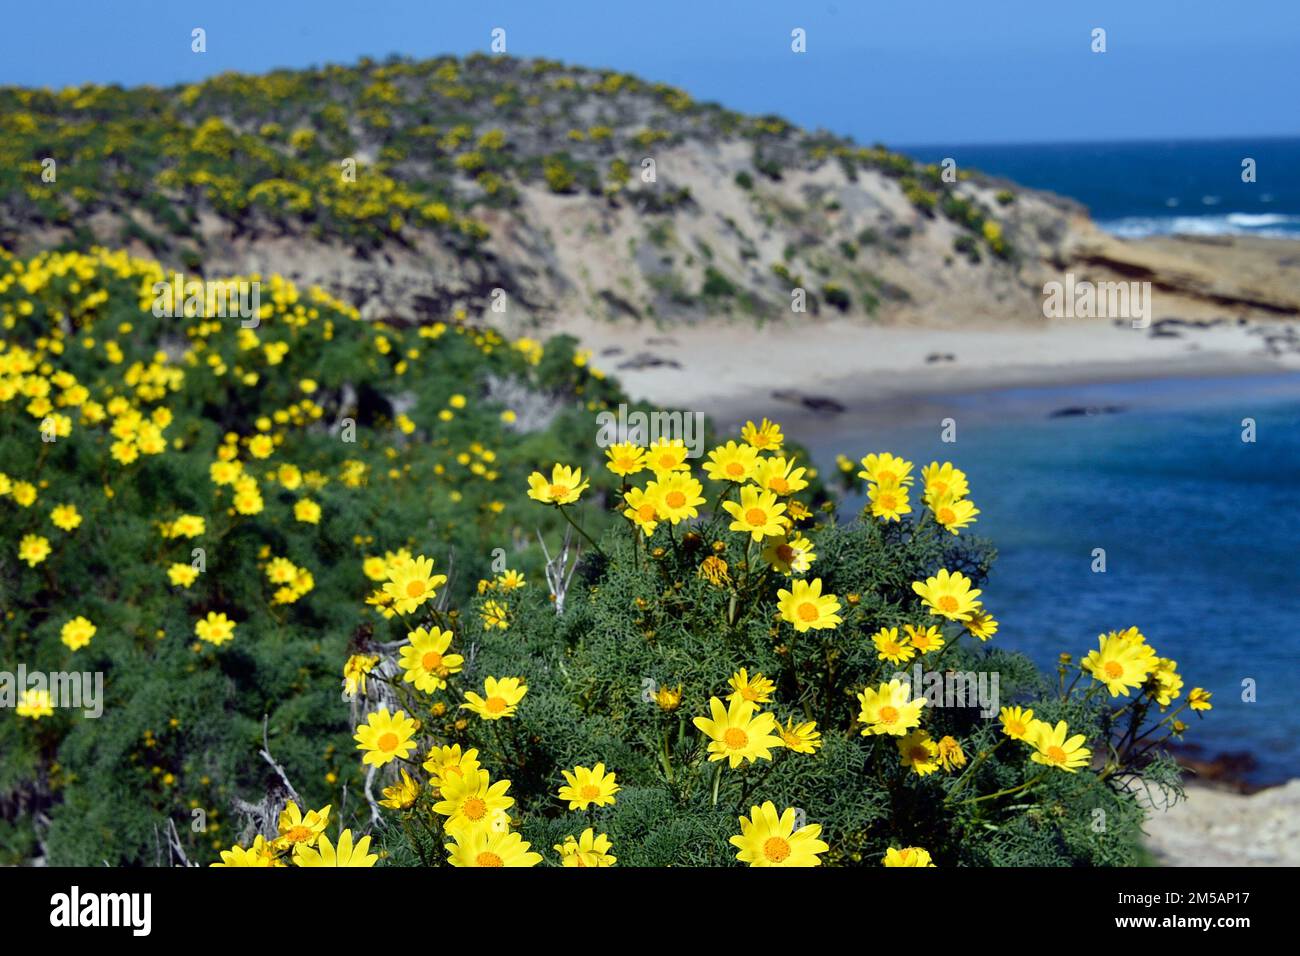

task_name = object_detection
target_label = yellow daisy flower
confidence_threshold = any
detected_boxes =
[704,441,760,483]
[921,461,969,503]
[868,481,912,522]
[998,706,1036,741]
[422,744,482,788]
[693,696,784,768]
[648,471,705,524]
[723,485,787,540]
[212,835,280,867]
[740,418,784,452]
[964,605,999,640]
[292,829,377,867]
[353,707,418,767]
[931,493,978,534]
[872,626,916,665]
[751,455,808,496]
[646,437,691,476]
[897,730,940,776]
[446,828,541,868]
[18,533,51,567]
[911,569,982,621]
[935,735,967,771]
[274,801,332,850]
[727,668,776,705]
[50,503,82,531]
[883,846,935,867]
[858,452,914,487]
[382,554,447,615]
[526,463,589,505]
[461,676,528,720]
[16,689,55,719]
[194,611,236,646]
[398,626,464,692]
[623,485,661,535]
[777,577,842,632]
[776,717,823,753]
[1081,629,1158,697]
[1029,720,1092,772]
[434,768,515,827]
[60,615,96,651]
[903,623,945,654]
[760,533,816,575]
[604,442,647,477]
[555,828,616,867]
[731,802,828,867]
[856,679,926,736]
[558,763,620,810]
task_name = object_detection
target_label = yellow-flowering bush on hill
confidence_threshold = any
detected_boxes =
[0,247,623,864]
[299,431,1211,867]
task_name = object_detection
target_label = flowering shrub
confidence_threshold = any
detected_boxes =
[0,247,621,864]
[1,247,1207,867]
[313,429,1212,868]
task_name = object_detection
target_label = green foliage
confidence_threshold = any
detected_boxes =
[0,247,626,864]
[367,494,1183,867]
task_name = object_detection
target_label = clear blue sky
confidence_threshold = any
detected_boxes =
[1,0,1296,145]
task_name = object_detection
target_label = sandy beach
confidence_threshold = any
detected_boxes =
[541,234,1300,431]
[573,313,1300,426]
[1142,779,1300,866]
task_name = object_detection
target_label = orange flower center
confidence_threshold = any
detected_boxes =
[580,784,600,800]
[285,825,312,843]
[938,508,956,524]
[462,797,487,820]
[762,837,791,863]
[770,477,789,493]
[665,490,686,509]
[938,595,959,613]
[485,696,507,714]
[476,851,504,867]
[797,602,819,622]
[1007,721,1026,737]
[878,470,897,483]
[726,461,745,477]
[422,651,443,670]
[377,732,400,752]
[658,455,676,469]
[878,706,899,724]
[405,579,426,599]
[548,483,569,499]
[723,727,749,750]
[637,503,656,521]
[745,507,767,526]
[879,492,897,508]
[1047,745,1068,764]
[1103,661,1124,679]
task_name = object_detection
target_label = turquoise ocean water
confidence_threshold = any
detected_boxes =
[806,374,1300,785]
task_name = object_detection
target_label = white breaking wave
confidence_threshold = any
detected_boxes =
[1098,213,1300,239]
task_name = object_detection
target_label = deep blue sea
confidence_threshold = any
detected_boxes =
[904,136,1300,239]
[806,374,1300,785]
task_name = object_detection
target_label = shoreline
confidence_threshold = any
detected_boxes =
[1142,777,1300,866]
[571,313,1300,430]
